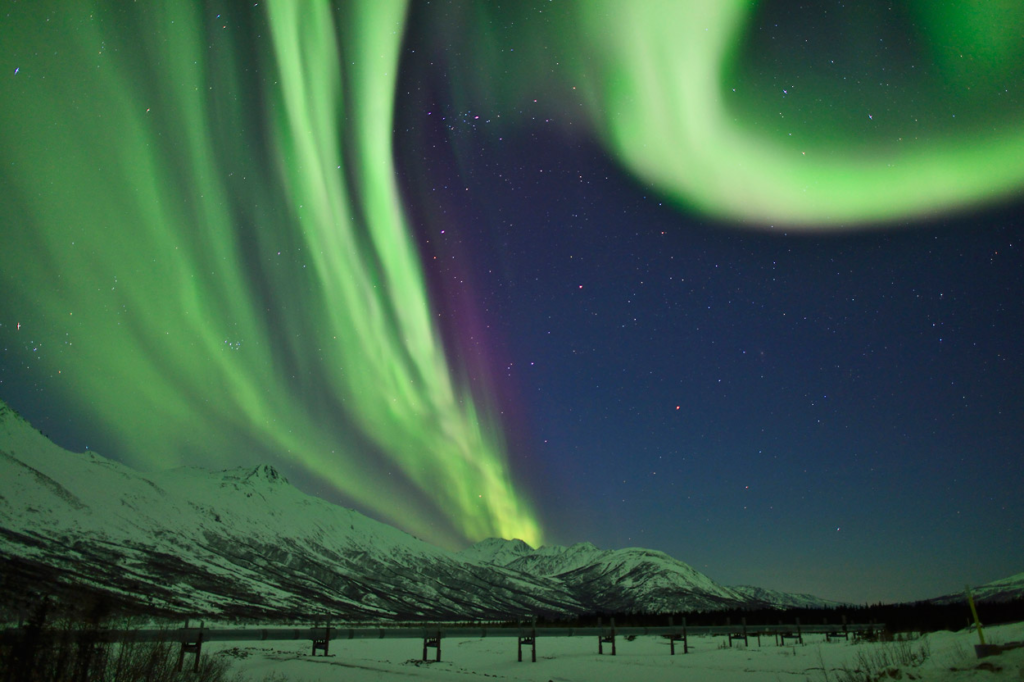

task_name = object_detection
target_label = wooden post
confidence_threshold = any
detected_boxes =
[667,616,688,655]
[176,619,188,672]
[423,631,442,662]
[518,624,537,663]
[312,626,330,656]
[727,616,748,648]
[312,616,331,657]
[177,621,203,673]
[668,616,675,655]
[598,618,616,655]
[532,618,537,662]
[796,617,803,645]
[827,615,849,643]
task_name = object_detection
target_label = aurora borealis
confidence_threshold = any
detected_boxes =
[567,2,1024,224]
[0,0,539,548]
[2,1,1023,603]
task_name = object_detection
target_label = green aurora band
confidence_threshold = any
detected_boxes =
[571,1,1024,225]
[443,0,1024,226]
[1,0,540,548]
[2,1,1023,548]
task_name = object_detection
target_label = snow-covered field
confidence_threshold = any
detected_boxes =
[209,621,1024,682]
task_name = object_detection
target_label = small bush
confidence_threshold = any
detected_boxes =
[832,639,931,682]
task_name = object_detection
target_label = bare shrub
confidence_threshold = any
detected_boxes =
[830,638,931,682]
[0,597,238,682]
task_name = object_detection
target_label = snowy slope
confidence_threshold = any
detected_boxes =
[211,620,1024,682]
[460,539,808,612]
[546,546,749,612]
[456,537,535,566]
[930,572,1024,605]
[973,572,1024,602]
[0,399,846,619]
[729,585,844,609]
[0,401,582,620]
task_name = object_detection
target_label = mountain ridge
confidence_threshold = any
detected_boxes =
[928,572,1024,605]
[3,399,987,620]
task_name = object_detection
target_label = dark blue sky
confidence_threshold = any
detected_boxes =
[2,0,1021,606]
[396,36,1024,602]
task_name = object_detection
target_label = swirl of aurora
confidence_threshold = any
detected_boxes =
[2,0,1023,550]
[443,0,1024,225]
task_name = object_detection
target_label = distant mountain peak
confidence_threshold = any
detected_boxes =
[458,537,536,565]
[930,571,1024,605]
[730,585,846,609]
[0,403,848,619]
[244,464,288,485]
[534,541,602,558]
[568,541,599,552]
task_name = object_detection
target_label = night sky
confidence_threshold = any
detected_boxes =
[1,1,1022,605]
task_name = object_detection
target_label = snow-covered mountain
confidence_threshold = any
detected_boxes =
[729,585,845,609]
[0,401,581,620]
[929,572,1024,605]
[0,399,837,619]
[459,539,754,612]
[457,537,535,566]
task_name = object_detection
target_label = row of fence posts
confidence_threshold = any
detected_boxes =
[504,614,853,663]
[724,615,852,648]
[599,617,689,657]
[172,614,860,668]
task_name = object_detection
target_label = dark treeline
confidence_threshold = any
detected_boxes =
[0,595,235,682]
[520,599,1024,635]
[4,579,1022,638]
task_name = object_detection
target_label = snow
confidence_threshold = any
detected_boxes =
[2,398,1019,624]
[732,585,846,609]
[1,401,504,617]
[457,537,534,566]
[932,573,1024,605]
[1,400,840,618]
[206,621,1024,682]
[459,538,770,611]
